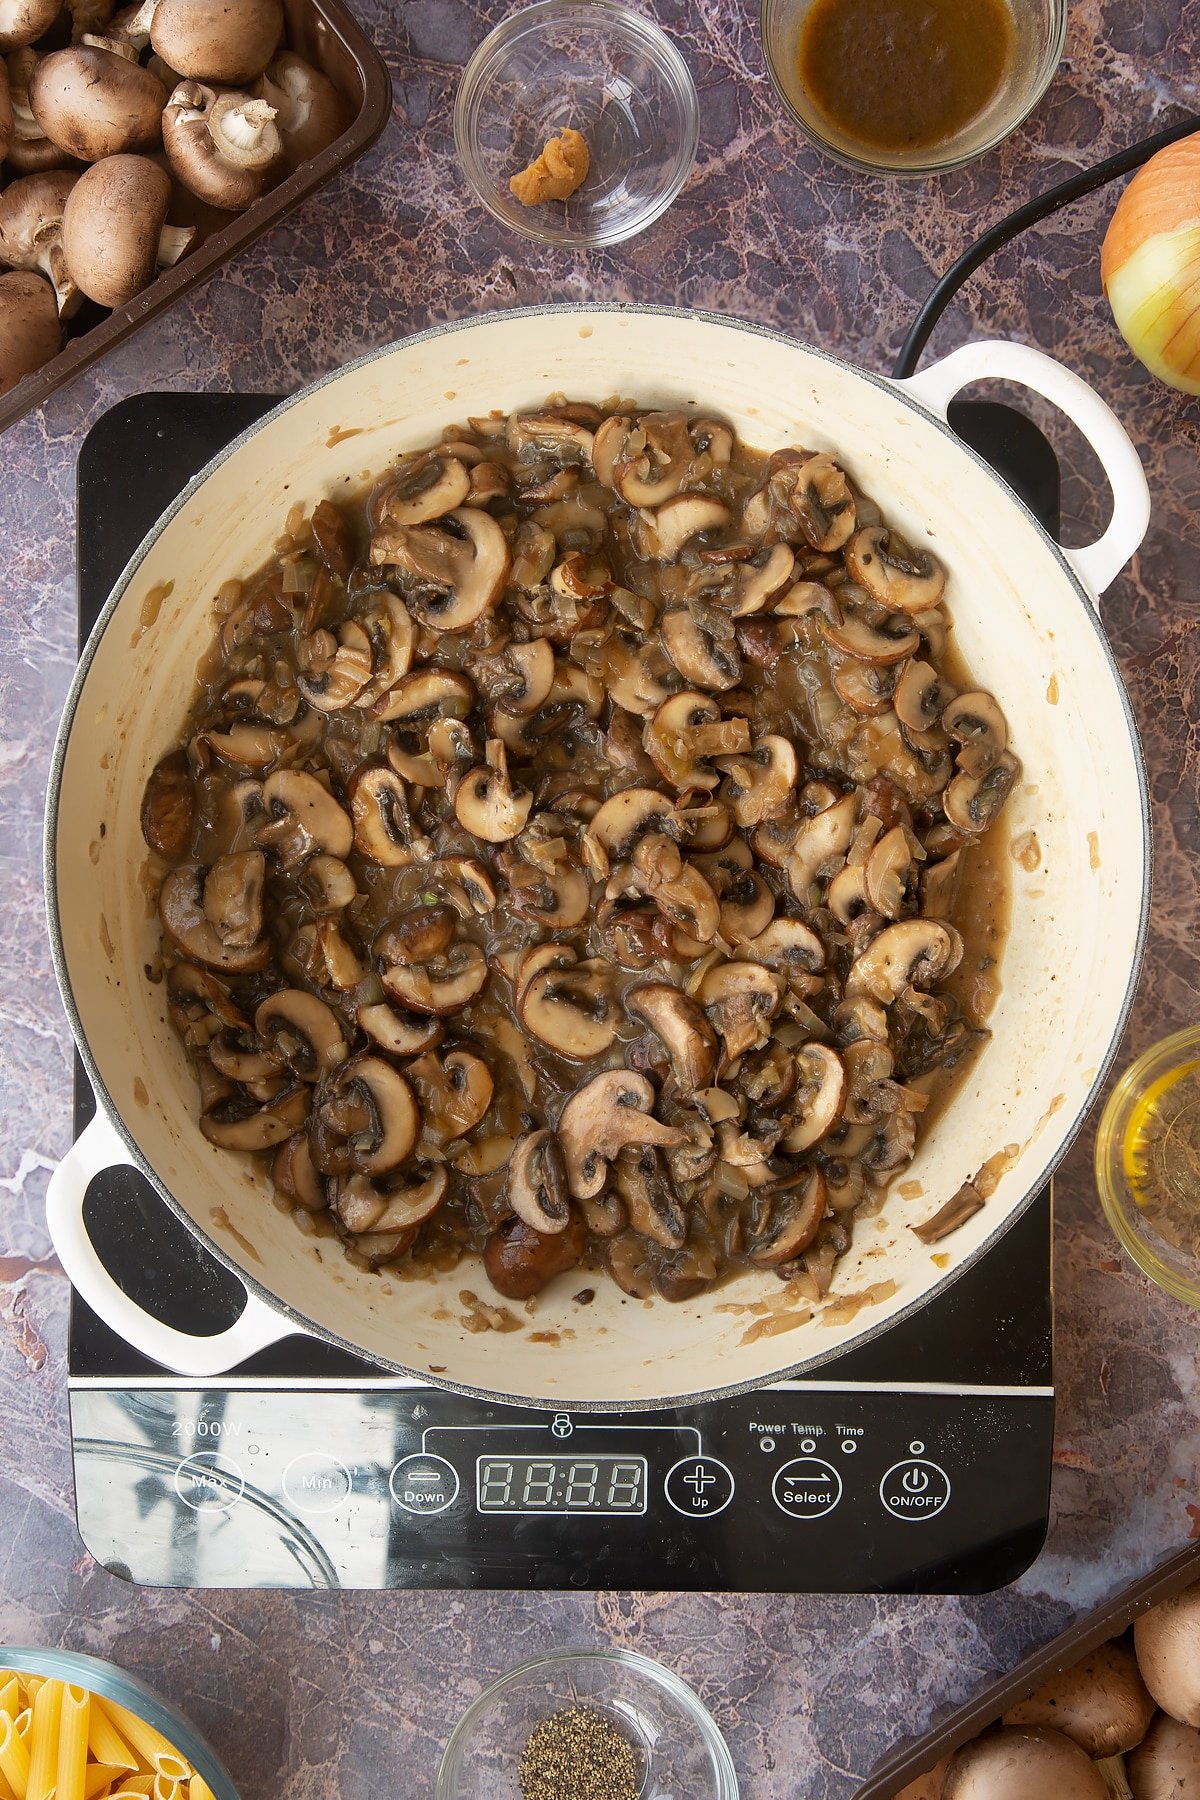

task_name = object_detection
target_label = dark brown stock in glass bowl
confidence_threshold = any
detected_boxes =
[140,399,1019,1311]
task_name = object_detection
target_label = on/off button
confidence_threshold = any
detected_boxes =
[879,1457,951,1521]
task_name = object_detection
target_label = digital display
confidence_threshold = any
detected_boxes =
[476,1455,647,1515]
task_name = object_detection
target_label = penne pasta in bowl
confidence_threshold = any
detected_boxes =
[0,1655,237,1800]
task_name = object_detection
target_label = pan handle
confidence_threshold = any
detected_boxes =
[896,338,1151,602]
[46,1112,303,1376]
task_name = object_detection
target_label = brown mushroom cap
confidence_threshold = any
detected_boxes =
[1128,1712,1200,1799]
[30,45,166,161]
[1135,1583,1200,1726]
[0,55,11,160]
[256,50,349,168]
[0,269,61,396]
[943,1726,1110,1800]
[60,154,174,308]
[151,0,285,85]
[1003,1639,1155,1759]
[163,80,283,210]
[0,171,79,314]
[0,0,60,52]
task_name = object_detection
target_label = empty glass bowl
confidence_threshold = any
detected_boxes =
[436,1647,739,1799]
[760,0,1066,176]
[1096,1025,1200,1307]
[454,1,699,247]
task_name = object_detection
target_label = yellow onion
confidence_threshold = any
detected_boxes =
[1102,134,1200,394]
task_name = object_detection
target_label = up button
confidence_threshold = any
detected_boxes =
[879,1445,951,1522]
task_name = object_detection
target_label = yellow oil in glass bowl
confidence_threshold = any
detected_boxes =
[1096,1026,1200,1304]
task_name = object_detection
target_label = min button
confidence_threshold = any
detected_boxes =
[879,1457,951,1521]
[283,1452,352,1515]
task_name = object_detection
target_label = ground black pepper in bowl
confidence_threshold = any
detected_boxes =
[518,1704,641,1800]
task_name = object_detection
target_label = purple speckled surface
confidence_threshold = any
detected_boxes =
[2,2,1199,1796]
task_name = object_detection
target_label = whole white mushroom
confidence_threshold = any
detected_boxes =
[943,1725,1110,1800]
[1128,1713,1200,1799]
[1136,1584,1200,1726]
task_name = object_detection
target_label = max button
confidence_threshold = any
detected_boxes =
[174,1452,244,1512]
[390,1453,459,1516]
[664,1456,735,1518]
[879,1458,951,1521]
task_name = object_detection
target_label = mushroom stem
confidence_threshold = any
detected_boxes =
[157,222,195,267]
[211,93,279,168]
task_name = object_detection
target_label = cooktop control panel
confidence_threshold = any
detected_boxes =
[69,1381,1051,1592]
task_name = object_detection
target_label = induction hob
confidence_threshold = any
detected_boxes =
[67,392,1058,1593]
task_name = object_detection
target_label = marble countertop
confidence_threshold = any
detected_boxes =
[1,2,1199,1795]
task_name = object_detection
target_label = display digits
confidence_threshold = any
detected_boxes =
[476,1454,647,1513]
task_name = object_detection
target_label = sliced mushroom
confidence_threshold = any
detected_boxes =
[476,637,555,717]
[894,658,956,734]
[864,824,914,918]
[742,916,826,982]
[407,1048,493,1143]
[627,983,719,1089]
[827,863,874,927]
[256,769,353,866]
[356,1002,443,1058]
[454,739,533,842]
[498,851,591,929]
[140,748,194,858]
[380,941,488,1016]
[733,542,794,614]
[370,506,510,632]
[434,856,499,915]
[819,609,921,665]
[846,918,964,1002]
[698,961,783,1061]
[660,608,741,692]
[311,1054,420,1177]
[349,761,422,866]
[557,1070,685,1200]
[332,1163,448,1235]
[506,1129,572,1234]
[201,1083,309,1151]
[782,1046,846,1152]
[785,453,857,552]
[378,449,472,527]
[944,751,1019,834]
[272,1130,325,1211]
[833,659,898,716]
[613,832,722,943]
[160,863,271,972]
[520,957,617,1060]
[201,849,264,947]
[785,793,858,901]
[942,690,1008,778]
[608,411,696,505]
[919,850,962,919]
[582,786,673,880]
[639,493,731,561]
[717,868,774,943]
[255,990,346,1081]
[371,666,474,724]
[644,691,749,794]
[296,620,373,712]
[748,1169,827,1267]
[614,1147,686,1250]
[845,526,946,615]
[297,853,357,914]
[719,734,798,827]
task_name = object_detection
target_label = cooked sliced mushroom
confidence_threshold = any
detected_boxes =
[407,1048,493,1142]
[312,1053,420,1177]
[733,542,795,614]
[644,691,749,793]
[520,957,617,1060]
[614,1147,686,1250]
[371,666,474,724]
[698,961,783,1061]
[378,449,472,527]
[785,792,858,901]
[944,751,1019,834]
[640,493,731,561]
[717,867,774,942]
[272,1130,324,1210]
[297,853,356,914]
[608,411,695,505]
[846,918,964,1002]
[827,862,874,927]
[333,1163,448,1234]
[785,453,857,552]
[627,983,719,1089]
[201,1082,309,1151]
[864,824,914,918]
[607,638,672,717]
[354,594,418,709]
[507,407,596,463]
[356,1002,443,1058]
[919,850,962,919]
[506,1129,572,1234]
[296,620,373,711]
[748,1169,827,1267]
[454,739,533,842]
[833,659,898,716]
[718,734,798,827]
[434,856,498,915]
[894,657,956,734]
[160,863,271,972]
[742,916,825,982]
[819,609,921,665]
[943,691,1008,778]
[380,941,488,1015]
[498,851,591,929]
[582,786,673,879]
[476,637,555,716]
[200,849,264,948]
[660,608,741,692]
[558,1070,685,1200]
[370,506,510,632]
[255,769,353,866]
[350,762,422,866]
[845,526,946,615]
[782,1045,846,1152]
[140,748,194,858]
[255,990,346,1081]
[612,832,722,943]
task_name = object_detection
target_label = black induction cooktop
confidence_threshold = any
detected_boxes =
[65,391,1057,1593]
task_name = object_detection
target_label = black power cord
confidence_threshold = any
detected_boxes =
[892,112,1200,378]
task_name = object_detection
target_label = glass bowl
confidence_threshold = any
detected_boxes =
[760,0,1066,176]
[0,1648,240,1800]
[1095,1025,1200,1306]
[454,1,699,247]
[436,1647,739,1799]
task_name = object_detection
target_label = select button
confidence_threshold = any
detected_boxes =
[879,1458,951,1521]
[390,1452,460,1516]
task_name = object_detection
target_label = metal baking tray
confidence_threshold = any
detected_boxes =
[0,0,390,435]
[857,1540,1200,1796]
